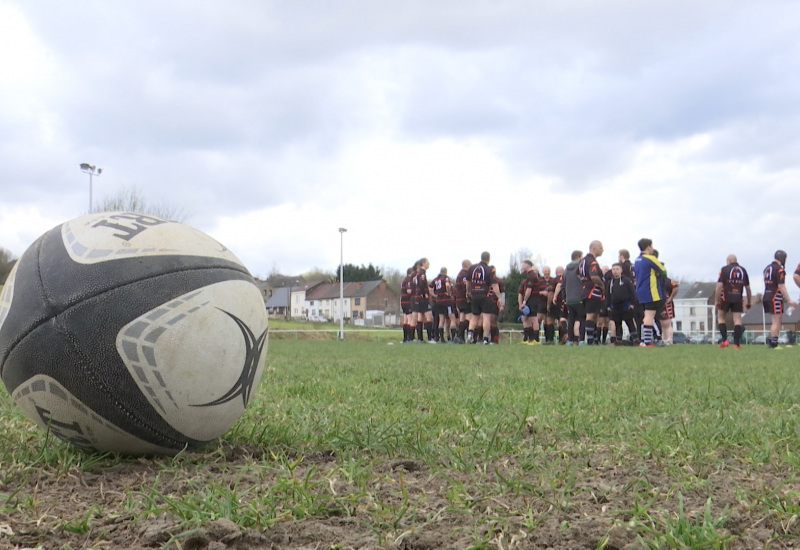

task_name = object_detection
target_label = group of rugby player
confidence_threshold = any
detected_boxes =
[400,252,505,344]
[399,239,800,348]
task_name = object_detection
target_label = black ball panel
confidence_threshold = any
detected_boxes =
[2,267,254,450]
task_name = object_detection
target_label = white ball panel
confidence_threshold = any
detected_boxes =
[13,375,175,455]
[115,280,268,441]
[61,212,244,266]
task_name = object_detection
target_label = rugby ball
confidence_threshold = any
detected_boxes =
[0,212,269,455]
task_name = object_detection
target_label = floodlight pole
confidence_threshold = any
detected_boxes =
[79,163,102,213]
[339,227,347,340]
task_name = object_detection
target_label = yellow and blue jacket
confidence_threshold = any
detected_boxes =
[634,254,667,303]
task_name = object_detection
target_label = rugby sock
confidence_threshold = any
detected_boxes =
[532,328,540,342]
[490,327,499,343]
[769,336,778,348]
[601,327,608,344]
[718,323,728,341]
[642,325,654,345]
[585,321,596,344]
[416,322,423,341]
[403,325,411,341]
[424,322,433,340]
[559,321,568,342]
[733,325,744,346]
[459,321,469,340]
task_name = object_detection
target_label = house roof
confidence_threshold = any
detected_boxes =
[674,282,716,301]
[305,280,390,300]
[264,287,289,308]
[350,280,385,297]
[741,305,800,325]
[306,282,363,300]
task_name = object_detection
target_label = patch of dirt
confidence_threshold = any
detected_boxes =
[2,446,799,549]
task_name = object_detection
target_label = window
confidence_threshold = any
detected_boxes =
[690,321,697,331]
[676,321,682,331]
[355,298,361,306]
[689,307,696,316]
[699,322,705,331]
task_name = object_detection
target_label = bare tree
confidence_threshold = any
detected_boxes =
[381,265,404,295]
[509,247,534,273]
[98,185,190,222]
[302,267,335,283]
[1,247,16,284]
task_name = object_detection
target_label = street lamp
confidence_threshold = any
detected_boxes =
[339,227,347,340]
[80,163,103,213]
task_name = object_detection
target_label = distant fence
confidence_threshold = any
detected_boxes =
[270,329,520,344]
[270,328,795,345]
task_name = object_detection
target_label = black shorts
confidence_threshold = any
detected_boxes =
[609,308,635,324]
[433,302,455,316]
[471,296,498,316]
[763,295,783,315]
[568,302,586,319]
[412,298,430,313]
[720,300,744,314]
[547,302,561,319]
[642,301,660,311]
[584,297,603,315]
[402,303,412,315]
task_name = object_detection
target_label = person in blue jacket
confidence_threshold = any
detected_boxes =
[633,238,667,347]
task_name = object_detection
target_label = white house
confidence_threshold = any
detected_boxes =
[672,281,716,338]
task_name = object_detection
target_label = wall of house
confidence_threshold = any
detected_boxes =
[366,282,401,314]
[673,299,715,335]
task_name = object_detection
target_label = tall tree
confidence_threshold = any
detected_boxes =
[334,263,383,282]
[503,263,524,325]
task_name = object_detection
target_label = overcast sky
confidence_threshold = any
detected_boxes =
[2,1,800,293]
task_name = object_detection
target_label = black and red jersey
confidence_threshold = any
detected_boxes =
[552,274,564,305]
[717,262,749,303]
[519,269,538,301]
[430,274,452,302]
[490,278,505,305]
[535,276,552,302]
[620,260,635,284]
[454,268,469,302]
[763,261,786,300]
[468,262,497,298]
[412,268,429,300]
[400,275,413,305]
[578,253,604,300]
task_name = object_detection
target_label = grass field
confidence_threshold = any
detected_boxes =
[2,337,800,549]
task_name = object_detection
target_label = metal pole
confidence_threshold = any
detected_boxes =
[80,163,101,213]
[339,228,347,340]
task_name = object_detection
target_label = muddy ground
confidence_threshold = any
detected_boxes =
[2,444,800,550]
